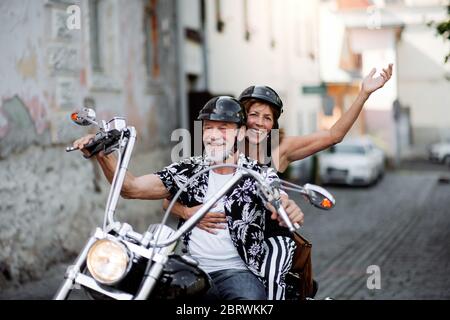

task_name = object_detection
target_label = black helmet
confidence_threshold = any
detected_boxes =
[197,96,246,127]
[238,85,283,114]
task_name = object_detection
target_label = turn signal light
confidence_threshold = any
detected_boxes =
[321,198,332,209]
[71,112,79,121]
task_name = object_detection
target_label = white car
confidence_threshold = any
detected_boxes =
[318,138,385,186]
[428,142,450,166]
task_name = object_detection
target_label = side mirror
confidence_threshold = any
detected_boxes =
[304,183,336,210]
[71,108,97,126]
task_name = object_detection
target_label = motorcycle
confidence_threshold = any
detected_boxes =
[54,108,335,300]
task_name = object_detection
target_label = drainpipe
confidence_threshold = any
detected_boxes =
[175,0,188,130]
[200,0,209,90]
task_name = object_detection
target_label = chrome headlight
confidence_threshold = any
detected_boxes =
[87,239,130,285]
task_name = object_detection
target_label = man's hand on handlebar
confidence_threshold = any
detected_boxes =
[73,134,101,158]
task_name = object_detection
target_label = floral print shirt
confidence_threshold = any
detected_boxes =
[155,154,280,276]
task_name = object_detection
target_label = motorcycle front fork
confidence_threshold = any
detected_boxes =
[53,235,98,300]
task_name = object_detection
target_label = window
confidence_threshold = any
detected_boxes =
[144,0,160,79]
[89,0,102,72]
[87,0,120,91]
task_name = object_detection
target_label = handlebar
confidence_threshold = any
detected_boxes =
[66,129,124,158]
[66,110,334,248]
[151,164,321,248]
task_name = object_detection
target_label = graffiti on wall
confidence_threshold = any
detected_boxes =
[0,95,50,158]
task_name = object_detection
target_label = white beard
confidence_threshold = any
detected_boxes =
[204,140,235,164]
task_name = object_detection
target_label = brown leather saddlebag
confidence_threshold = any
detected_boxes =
[286,232,315,300]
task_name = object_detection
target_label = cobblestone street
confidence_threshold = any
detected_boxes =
[0,161,449,300]
[295,160,450,300]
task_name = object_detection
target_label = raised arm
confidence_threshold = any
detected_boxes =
[279,64,393,169]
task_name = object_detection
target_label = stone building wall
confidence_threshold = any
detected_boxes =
[0,0,180,289]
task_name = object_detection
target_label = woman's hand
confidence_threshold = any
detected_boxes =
[361,63,393,96]
[183,204,227,235]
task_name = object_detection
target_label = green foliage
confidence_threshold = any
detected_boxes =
[428,5,450,64]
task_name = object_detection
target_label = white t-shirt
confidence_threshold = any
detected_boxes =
[188,170,248,273]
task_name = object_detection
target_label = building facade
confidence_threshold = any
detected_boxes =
[319,0,450,161]
[0,0,181,288]
[180,0,324,180]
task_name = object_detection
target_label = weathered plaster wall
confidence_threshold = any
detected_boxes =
[0,0,179,289]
